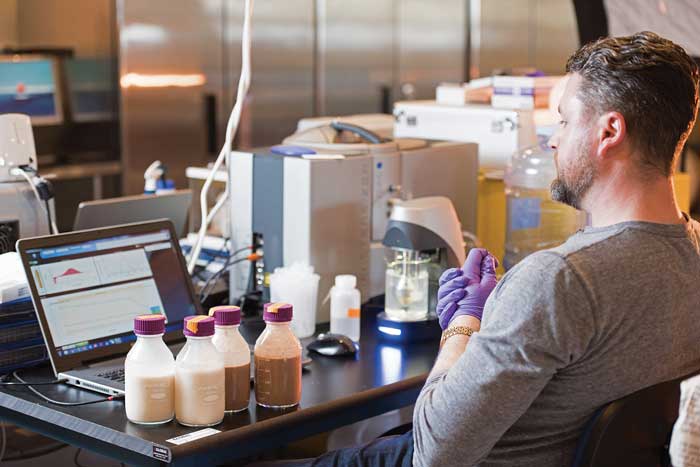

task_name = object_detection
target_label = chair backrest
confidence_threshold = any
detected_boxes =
[571,379,681,467]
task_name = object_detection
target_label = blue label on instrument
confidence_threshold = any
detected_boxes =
[509,197,541,230]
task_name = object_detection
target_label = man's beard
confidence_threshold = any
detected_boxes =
[550,148,596,210]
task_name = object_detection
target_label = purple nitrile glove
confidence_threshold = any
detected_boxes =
[436,248,498,329]
[435,268,468,328]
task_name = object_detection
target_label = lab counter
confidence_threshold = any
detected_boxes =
[0,308,438,466]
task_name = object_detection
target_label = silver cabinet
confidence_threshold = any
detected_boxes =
[396,0,467,100]
[316,0,394,116]
[118,0,315,194]
[470,0,578,78]
[226,0,315,149]
[117,0,226,194]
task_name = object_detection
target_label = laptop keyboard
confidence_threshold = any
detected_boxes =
[97,368,125,383]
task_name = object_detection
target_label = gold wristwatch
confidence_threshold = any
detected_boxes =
[440,326,476,348]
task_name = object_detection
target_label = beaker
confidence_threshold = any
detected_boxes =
[384,249,431,321]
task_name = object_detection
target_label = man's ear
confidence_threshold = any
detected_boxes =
[596,111,626,159]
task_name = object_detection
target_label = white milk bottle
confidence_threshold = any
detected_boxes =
[210,306,250,412]
[125,314,175,425]
[175,316,225,427]
[330,275,361,341]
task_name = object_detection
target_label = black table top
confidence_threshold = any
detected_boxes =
[0,308,439,466]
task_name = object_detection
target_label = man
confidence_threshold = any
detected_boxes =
[256,31,700,467]
[413,30,700,466]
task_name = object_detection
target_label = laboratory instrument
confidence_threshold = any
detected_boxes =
[175,315,225,427]
[330,275,361,341]
[378,196,466,342]
[393,100,537,170]
[0,114,52,245]
[228,120,479,322]
[254,302,302,408]
[306,333,358,357]
[124,314,175,425]
[0,252,47,373]
[504,138,586,270]
[210,305,250,412]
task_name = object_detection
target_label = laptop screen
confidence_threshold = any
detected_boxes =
[22,224,196,361]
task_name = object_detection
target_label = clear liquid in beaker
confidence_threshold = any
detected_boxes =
[384,267,429,321]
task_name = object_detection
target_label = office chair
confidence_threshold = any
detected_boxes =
[571,378,681,467]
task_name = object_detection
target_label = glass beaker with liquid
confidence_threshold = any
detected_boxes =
[384,249,431,321]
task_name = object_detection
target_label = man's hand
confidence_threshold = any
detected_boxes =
[436,248,498,329]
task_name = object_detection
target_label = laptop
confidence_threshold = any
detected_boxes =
[17,220,201,396]
[73,190,192,238]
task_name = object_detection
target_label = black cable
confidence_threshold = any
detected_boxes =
[44,200,54,234]
[74,448,86,467]
[0,373,67,386]
[199,256,251,304]
[199,256,252,304]
[11,371,124,407]
[200,252,250,295]
[191,237,232,279]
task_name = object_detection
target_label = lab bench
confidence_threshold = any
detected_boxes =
[0,309,437,466]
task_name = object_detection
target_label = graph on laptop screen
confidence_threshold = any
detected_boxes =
[25,229,195,357]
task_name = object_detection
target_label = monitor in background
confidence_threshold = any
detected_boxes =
[64,57,116,123]
[19,221,198,371]
[0,55,63,126]
[73,190,192,238]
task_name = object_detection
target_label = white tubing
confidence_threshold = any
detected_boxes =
[188,0,254,274]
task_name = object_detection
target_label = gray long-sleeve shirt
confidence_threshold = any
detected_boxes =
[413,218,700,466]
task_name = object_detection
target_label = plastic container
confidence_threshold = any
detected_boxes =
[254,303,302,408]
[210,306,251,412]
[269,263,320,338]
[504,137,586,270]
[125,314,175,425]
[175,316,225,427]
[330,275,361,341]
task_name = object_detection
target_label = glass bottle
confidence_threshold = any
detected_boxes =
[254,303,302,408]
[175,315,225,427]
[210,306,251,412]
[125,314,175,425]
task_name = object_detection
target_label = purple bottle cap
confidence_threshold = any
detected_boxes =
[209,306,241,326]
[183,315,215,337]
[134,314,166,336]
[263,302,293,323]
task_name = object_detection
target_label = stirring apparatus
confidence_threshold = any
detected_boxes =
[378,197,467,342]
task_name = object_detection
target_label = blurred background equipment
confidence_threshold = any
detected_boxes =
[0,114,52,248]
[504,136,587,270]
[73,189,192,237]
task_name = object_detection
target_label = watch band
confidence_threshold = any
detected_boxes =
[440,325,476,348]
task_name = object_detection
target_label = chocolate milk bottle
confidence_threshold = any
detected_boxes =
[254,303,302,408]
[125,314,175,425]
[175,316,225,427]
[210,306,251,412]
